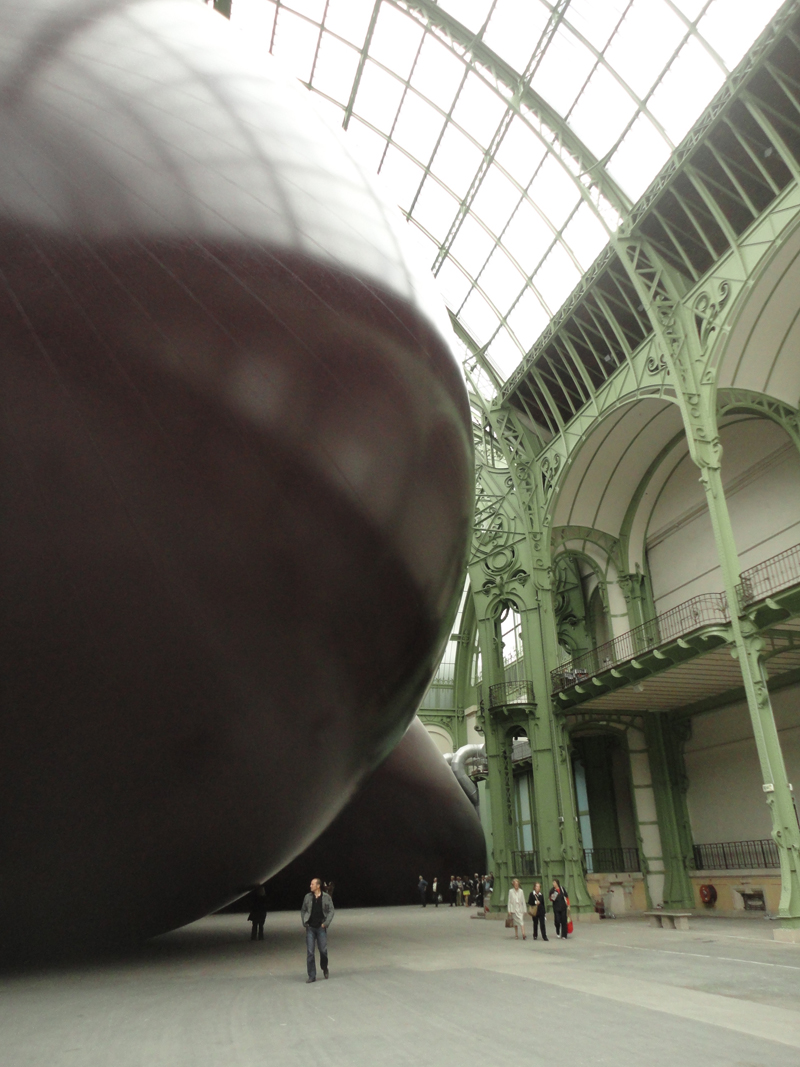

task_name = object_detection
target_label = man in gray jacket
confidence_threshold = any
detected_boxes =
[301,877,334,983]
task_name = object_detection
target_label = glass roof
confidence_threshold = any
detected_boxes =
[229,0,785,383]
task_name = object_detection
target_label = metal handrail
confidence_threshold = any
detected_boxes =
[511,851,540,876]
[736,543,800,607]
[465,740,530,780]
[551,592,729,692]
[489,679,536,707]
[583,847,641,874]
[512,738,531,761]
[693,839,780,870]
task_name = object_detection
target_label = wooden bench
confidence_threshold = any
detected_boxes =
[645,910,691,930]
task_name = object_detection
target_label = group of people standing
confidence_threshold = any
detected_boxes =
[416,873,494,907]
[243,870,568,986]
[448,873,494,907]
[506,878,570,941]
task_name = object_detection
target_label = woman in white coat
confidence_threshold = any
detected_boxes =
[507,878,527,940]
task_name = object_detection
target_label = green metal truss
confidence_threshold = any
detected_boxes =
[461,19,800,926]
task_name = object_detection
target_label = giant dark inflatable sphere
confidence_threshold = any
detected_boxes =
[263,719,486,910]
[0,0,472,959]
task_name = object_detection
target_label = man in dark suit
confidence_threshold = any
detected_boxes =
[528,881,549,941]
[417,875,428,906]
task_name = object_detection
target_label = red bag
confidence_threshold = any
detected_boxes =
[567,918,574,934]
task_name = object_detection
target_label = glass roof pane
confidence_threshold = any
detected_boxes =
[487,328,524,377]
[501,198,554,277]
[285,0,326,21]
[506,287,552,354]
[483,0,551,73]
[568,64,637,158]
[323,0,374,47]
[697,0,785,71]
[561,201,611,270]
[493,115,547,188]
[311,32,360,105]
[404,225,440,274]
[378,146,425,212]
[436,257,473,310]
[648,35,726,144]
[566,0,627,52]
[369,2,425,80]
[452,72,509,146]
[231,0,275,42]
[454,0,495,35]
[527,154,581,232]
[429,123,484,199]
[670,0,708,18]
[607,113,672,200]
[410,34,465,113]
[470,166,522,237]
[343,118,387,173]
[272,7,319,83]
[412,178,459,244]
[310,95,345,126]
[460,288,501,346]
[391,93,445,164]
[478,248,526,311]
[532,244,582,313]
[604,0,689,98]
[448,214,497,278]
[352,59,406,132]
[232,0,790,386]
[530,25,597,116]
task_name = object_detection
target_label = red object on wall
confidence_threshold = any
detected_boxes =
[699,884,718,905]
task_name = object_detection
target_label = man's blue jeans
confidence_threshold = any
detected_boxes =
[306,925,328,978]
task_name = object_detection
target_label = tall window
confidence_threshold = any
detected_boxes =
[514,770,534,854]
[499,603,524,682]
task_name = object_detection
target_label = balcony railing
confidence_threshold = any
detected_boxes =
[466,755,488,777]
[511,850,540,876]
[693,839,780,870]
[489,679,536,707]
[552,592,729,692]
[511,738,531,762]
[466,739,530,779]
[583,847,641,873]
[737,543,800,607]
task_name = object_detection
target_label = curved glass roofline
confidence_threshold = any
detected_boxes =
[228,0,788,383]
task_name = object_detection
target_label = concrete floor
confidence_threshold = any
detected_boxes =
[3,906,800,1066]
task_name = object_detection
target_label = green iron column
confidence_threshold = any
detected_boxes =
[518,591,593,912]
[644,714,696,910]
[618,567,655,642]
[482,404,592,914]
[703,466,800,930]
[452,593,478,750]
[617,241,800,933]
[474,614,517,908]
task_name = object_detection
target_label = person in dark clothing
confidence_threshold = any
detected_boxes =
[301,877,334,982]
[417,875,428,906]
[527,881,548,941]
[449,876,457,906]
[549,878,569,939]
[246,884,268,941]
